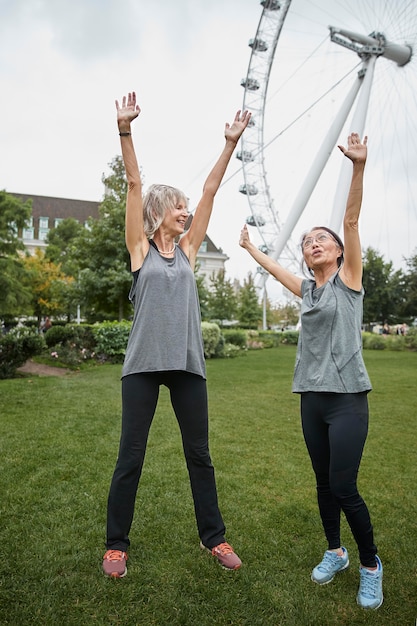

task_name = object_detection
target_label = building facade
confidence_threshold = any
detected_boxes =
[12,192,228,282]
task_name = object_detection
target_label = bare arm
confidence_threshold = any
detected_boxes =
[337,133,367,291]
[116,92,149,271]
[239,225,303,297]
[180,110,251,270]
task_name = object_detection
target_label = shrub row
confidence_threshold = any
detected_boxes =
[2,324,415,379]
[362,328,417,352]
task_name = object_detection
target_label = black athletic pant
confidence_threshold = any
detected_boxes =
[106,371,226,551]
[301,392,377,568]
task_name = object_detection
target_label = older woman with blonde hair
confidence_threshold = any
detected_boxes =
[102,92,250,578]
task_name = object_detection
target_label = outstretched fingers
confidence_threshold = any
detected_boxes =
[225,109,252,139]
[236,109,251,126]
[347,132,367,146]
[338,132,367,161]
[239,224,250,247]
[115,91,141,115]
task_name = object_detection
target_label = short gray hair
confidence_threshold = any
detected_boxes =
[143,184,189,237]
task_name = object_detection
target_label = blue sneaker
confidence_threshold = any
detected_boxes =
[357,555,383,610]
[311,548,349,584]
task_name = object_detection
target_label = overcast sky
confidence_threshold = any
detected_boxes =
[1,0,416,303]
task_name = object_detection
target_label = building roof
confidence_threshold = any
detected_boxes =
[10,191,225,256]
[11,192,100,222]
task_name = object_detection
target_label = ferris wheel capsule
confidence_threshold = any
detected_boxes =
[239,184,258,196]
[261,0,281,11]
[249,38,268,52]
[246,215,266,227]
[236,150,255,163]
[240,77,260,91]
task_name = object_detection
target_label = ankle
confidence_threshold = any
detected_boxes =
[361,564,378,571]
[329,548,344,557]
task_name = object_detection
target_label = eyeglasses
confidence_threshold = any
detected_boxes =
[302,232,336,250]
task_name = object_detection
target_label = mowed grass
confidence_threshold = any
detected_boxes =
[0,346,416,626]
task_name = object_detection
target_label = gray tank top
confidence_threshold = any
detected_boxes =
[122,242,206,379]
[292,271,372,393]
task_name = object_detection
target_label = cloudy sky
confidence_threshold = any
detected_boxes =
[1,0,416,302]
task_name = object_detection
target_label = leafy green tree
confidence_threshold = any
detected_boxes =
[0,190,32,256]
[195,265,210,321]
[388,267,408,323]
[0,190,33,318]
[362,247,404,324]
[267,300,300,329]
[401,250,417,321]
[207,270,238,325]
[45,218,85,321]
[238,273,261,328]
[72,156,132,321]
[45,218,83,275]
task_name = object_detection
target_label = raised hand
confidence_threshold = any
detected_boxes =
[338,132,367,164]
[116,91,141,127]
[225,110,251,143]
[239,224,251,248]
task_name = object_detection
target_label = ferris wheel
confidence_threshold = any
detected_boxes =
[239,0,417,292]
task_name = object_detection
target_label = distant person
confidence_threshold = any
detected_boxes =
[240,133,383,610]
[41,316,52,333]
[102,91,250,578]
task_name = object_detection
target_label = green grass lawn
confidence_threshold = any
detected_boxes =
[0,346,416,625]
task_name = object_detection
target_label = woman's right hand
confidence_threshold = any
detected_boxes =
[116,91,141,129]
[239,224,251,249]
[338,132,367,164]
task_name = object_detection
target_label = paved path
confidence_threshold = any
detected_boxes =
[17,360,71,376]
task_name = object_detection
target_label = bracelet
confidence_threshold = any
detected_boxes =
[119,132,131,136]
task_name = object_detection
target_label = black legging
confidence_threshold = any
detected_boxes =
[106,371,226,551]
[301,392,377,568]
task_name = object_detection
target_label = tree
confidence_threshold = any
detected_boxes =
[401,250,417,321]
[0,190,32,257]
[195,265,210,321]
[238,273,261,328]
[0,190,33,318]
[362,247,403,325]
[21,248,74,326]
[207,270,238,325]
[45,218,83,276]
[44,218,86,321]
[72,156,132,321]
[267,300,300,329]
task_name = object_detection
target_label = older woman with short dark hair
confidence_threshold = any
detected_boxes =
[240,133,383,610]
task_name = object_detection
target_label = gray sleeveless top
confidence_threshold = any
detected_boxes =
[292,271,371,393]
[121,242,206,379]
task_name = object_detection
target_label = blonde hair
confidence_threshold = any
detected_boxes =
[143,184,189,238]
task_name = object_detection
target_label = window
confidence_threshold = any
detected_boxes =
[22,217,34,240]
[39,217,49,241]
[199,241,208,253]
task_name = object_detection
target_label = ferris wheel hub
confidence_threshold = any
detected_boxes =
[329,26,412,67]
